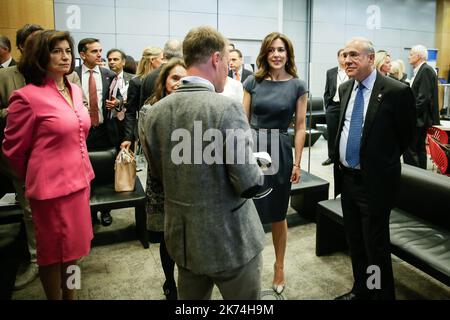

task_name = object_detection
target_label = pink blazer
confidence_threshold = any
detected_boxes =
[2,77,95,200]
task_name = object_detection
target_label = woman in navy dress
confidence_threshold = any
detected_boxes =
[243,32,308,294]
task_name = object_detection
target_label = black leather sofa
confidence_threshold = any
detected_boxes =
[88,148,148,248]
[306,96,326,129]
[315,164,450,286]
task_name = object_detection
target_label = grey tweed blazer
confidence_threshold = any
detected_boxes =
[143,82,265,274]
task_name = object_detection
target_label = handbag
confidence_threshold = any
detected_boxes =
[114,148,136,192]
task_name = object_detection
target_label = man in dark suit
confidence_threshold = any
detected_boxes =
[0,35,16,68]
[75,38,122,150]
[404,44,440,169]
[75,38,121,227]
[322,48,347,166]
[106,48,134,148]
[334,37,416,300]
[228,49,252,83]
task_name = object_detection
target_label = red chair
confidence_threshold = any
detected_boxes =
[427,127,448,144]
[427,134,450,176]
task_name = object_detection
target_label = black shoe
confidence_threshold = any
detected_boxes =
[322,158,333,166]
[335,291,369,300]
[163,280,178,300]
[100,211,113,227]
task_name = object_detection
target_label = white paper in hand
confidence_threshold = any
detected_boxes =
[253,152,271,171]
[252,152,273,199]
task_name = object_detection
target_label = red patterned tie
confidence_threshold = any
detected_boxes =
[89,69,99,126]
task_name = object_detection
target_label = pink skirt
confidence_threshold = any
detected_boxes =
[29,187,93,266]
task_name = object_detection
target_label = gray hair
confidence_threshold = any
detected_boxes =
[411,45,428,61]
[347,37,375,55]
[164,39,183,60]
[0,35,11,51]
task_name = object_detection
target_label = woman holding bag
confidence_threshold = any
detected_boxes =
[2,30,94,300]
[138,58,187,300]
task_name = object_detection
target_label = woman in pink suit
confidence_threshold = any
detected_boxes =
[2,30,94,300]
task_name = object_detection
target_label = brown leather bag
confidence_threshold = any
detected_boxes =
[114,149,136,192]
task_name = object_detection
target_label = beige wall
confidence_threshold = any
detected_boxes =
[0,0,54,61]
[436,0,450,110]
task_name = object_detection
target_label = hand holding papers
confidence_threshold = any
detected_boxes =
[253,152,273,199]
[253,152,271,171]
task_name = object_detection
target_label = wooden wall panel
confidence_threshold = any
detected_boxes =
[436,0,450,111]
[0,0,54,60]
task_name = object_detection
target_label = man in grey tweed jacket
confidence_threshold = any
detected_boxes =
[143,26,266,300]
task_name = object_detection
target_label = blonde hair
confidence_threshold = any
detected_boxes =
[136,46,163,79]
[389,59,406,80]
[396,59,405,74]
[375,51,390,73]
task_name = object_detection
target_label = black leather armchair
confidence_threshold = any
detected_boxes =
[88,148,148,248]
[0,185,25,299]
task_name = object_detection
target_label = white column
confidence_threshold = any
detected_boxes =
[278,0,283,32]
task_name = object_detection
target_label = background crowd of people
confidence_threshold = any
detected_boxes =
[0,20,441,300]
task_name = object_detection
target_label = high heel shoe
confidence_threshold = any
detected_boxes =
[272,264,286,295]
[272,283,286,295]
[163,280,178,300]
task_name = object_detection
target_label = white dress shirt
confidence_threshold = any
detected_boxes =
[339,69,377,168]
[232,66,244,81]
[111,71,129,101]
[181,76,215,91]
[410,61,426,87]
[1,57,13,68]
[220,77,244,103]
[333,68,348,102]
[82,64,104,124]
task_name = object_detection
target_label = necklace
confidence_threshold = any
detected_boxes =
[57,85,66,92]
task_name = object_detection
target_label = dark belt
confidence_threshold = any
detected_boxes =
[339,163,362,176]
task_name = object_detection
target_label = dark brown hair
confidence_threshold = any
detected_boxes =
[18,30,75,86]
[107,48,126,61]
[77,37,99,54]
[146,58,186,105]
[230,49,243,58]
[124,55,137,74]
[16,24,43,52]
[255,32,297,81]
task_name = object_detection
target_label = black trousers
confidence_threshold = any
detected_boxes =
[340,168,395,300]
[325,102,340,159]
[403,126,427,169]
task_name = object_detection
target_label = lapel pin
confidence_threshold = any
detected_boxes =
[377,93,383,101]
